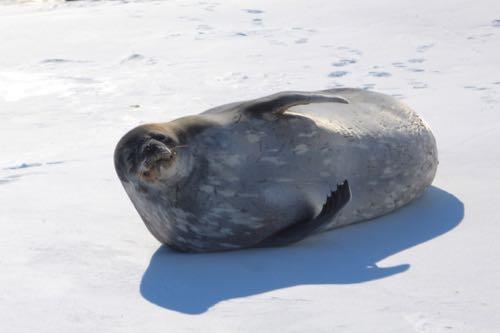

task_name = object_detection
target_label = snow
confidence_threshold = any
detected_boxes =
[0,0,499,331]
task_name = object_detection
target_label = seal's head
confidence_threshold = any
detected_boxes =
[114,124,190,188]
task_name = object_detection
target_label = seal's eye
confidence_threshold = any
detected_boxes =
[142,171,151,177]
[150,134,173,145]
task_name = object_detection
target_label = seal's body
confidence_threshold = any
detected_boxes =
[114,88,437,252]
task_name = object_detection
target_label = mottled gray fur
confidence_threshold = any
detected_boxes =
[114,88,438,252]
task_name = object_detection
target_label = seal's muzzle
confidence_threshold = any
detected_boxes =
[140,139,176,179]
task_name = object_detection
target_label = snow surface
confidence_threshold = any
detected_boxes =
[0,0,499,331]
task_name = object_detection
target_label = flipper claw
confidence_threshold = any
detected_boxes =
[254,180,351,248]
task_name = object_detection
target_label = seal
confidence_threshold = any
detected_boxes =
[114,88,438,252]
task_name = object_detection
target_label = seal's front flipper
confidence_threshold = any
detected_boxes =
[243,92,349,120]
[255,180,351,248]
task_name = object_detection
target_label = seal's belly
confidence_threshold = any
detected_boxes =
[192,89,437,236]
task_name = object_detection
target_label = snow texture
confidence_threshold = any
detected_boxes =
[0,0,498,332]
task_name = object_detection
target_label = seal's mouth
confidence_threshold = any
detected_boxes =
[139,151,176,180]
[143,150,176,169]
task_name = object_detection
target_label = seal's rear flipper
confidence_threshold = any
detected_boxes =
[243,92,349,120]
[254,180,351,248]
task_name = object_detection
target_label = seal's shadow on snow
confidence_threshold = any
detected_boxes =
[140,186,463,314]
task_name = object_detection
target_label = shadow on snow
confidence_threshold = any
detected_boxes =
[140,186,463,314]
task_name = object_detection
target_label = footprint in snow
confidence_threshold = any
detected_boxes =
[392,62,406,68]
[40,58,90,66]
[4,162,43,170]
[3,161,66,171]
[464,86,488,91]
[41,58,71,64]
[337,46,362,56]
[349,49,362,56]
[244,9,264,14]
[416,43,434,53]
[123,53,144,61]
[252,18,263,25]
[411,82,428,89]
[328,71,349,78]
[369,71,391,77]
[362,83,376,90]
[120,54,156,65]
[408,58,426,63]
[332,59,357,67]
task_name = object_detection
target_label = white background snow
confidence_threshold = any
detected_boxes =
[1,0,499,331]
